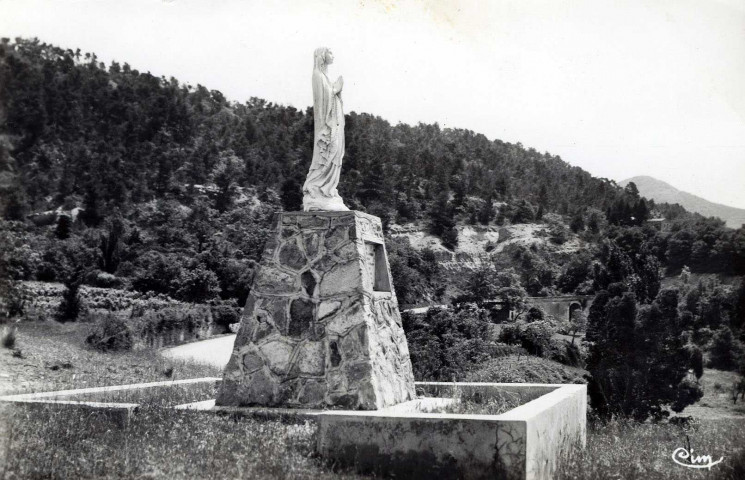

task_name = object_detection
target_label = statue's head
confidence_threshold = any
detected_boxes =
[314,47,333,69]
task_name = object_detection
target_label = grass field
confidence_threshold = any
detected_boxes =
[0,321,221,396]
[557,418,745,480]
[2,320,744,479]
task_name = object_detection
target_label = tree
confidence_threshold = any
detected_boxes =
[56,268,84,322]
[55,215,72,240]
[511,200,535,224]
[3,188,29,221]
[666,230,695,272]
[428,191,458,250]
[624,182,640,198]
[403,305,492,381]
[568,309,587,345]
[586,288,703,420]
[174,265,221,303]
[454,266,528,322]
[734,279,745,331]
[709,327,741,371]
[212,152,241,213]
[477,195,494,225]
[557,254,592,294]
[570,212,585,233]
[280,177,303,212]
[80,185,102,227]
[99,216,124,274]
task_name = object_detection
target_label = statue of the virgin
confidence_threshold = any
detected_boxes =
[302,47,349,211]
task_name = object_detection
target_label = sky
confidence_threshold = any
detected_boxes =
[2,0,745,208]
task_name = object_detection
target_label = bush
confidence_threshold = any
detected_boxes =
[86,313,134,352]
[499,320,556,357]
[550,341,585,368]
[490,342,528,358]
[466,354,586,384]
[131,252,183,296]
[84,270,124,289]
[0,280,25,320]
[404,306,492,381]
[692,327,714,346]
[135,305,212,339]
[211,301,241,333]
[174,266,221,303]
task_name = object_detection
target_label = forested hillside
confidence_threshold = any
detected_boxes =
[1,38,648,223]
[1,38,744,314]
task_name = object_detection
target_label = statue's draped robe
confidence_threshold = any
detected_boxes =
[302,68,347,211]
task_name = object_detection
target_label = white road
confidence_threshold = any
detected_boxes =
[160,334,236,369]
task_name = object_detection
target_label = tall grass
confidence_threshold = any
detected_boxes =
[557,418,745,480]
[2,405,364,480]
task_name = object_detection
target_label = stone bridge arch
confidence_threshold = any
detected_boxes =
[525,295,594,322]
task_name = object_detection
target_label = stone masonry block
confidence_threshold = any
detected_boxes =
[217,211,416,409]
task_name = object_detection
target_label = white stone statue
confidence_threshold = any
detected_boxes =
[302,47,349,211]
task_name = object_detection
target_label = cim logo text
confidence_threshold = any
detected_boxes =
[672,447,724,470]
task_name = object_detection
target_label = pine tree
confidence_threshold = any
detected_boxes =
[99,216,124,274]
[477,196,494,225]
[80,185,102,227]
[56,269,84,322]
[3,188,28,221]
[280,177,303,212]
[709,327,740,370]
[429,191,458,250]
[55,215,72,239]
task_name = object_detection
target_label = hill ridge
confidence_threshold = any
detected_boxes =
[620,176,745,228]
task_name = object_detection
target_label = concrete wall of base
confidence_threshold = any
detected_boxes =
[317,382,587,480]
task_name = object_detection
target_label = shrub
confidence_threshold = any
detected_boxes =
[490,342,528,358]
[467,354,586,384]
[0,280,25,320]
[136,305,212,339]
[499,320,556,357]
[211,301,241,333]
[131,251,183,296]
[550,341,585,368]
[692,327,714,346]
[2,326,17,349]
[548,222,570,245]
[56,271,84,322]
[174,266,221,303]
[84,270,124,289]
[86,313,134,352]
[404,306,492,381]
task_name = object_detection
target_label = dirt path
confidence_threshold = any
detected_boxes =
[160,334,236,369]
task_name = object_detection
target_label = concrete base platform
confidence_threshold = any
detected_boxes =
[1,379,585,480]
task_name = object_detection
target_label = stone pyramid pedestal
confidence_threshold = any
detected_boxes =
[217,211,416,410]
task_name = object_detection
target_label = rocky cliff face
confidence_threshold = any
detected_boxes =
[389,222,582,271]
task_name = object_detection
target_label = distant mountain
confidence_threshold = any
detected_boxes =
[620,176,745,228]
